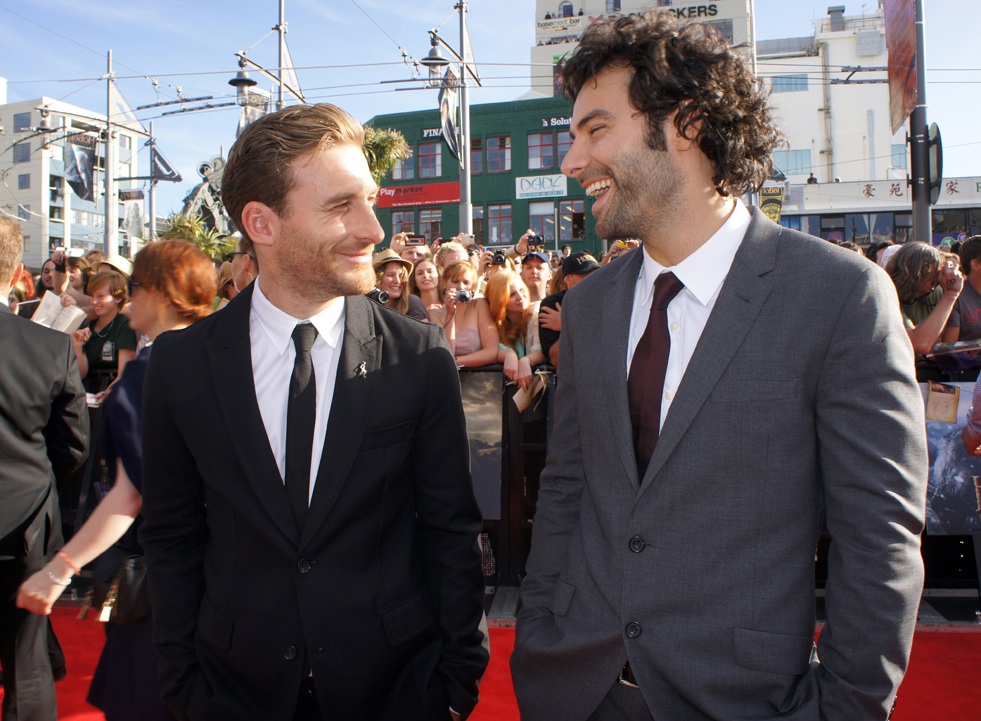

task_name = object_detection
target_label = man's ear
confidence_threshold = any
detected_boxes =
[240,201,278,249]
[4,261,25,290]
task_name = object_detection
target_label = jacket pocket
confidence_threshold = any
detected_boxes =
[197,597,234,652]
[381,590,436,647]
[359,421,412,451]
[733,627,813,675]
[548,579,575,617]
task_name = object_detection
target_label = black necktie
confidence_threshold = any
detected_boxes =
[627,272,685,477]
[285,323,318,527]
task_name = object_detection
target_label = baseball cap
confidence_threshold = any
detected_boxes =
[523,251,550,265]
[562,252,601,276]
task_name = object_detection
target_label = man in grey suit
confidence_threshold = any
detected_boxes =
[511,13,928,721]
[0,216,89,720]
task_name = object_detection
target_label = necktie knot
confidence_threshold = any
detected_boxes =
[292,323,318,355]
[651,272,685,311]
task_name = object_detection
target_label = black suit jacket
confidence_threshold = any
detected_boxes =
[0,305,88,562]
[140,289,488,721]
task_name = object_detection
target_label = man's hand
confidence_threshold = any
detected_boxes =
[540,303,562,332]
[515,229,535,257]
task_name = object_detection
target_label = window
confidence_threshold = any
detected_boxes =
[772,149,811,176]
[419,209,442,241]
[13,112,31,132]
[891,143,908,171]
[488,204,512,245]
[470,138,483,174]
[486,136,511,173]
[559,1,573,18]
[392,150,415,180]
[17,174,30,190]
[771,74,809,93]
[17,204,30,221]
[392,211,414,236]
[529,201,556,242]
[606,0,621,11]
[528,132,554,170]
[419,142,441,178]
[557,131,572,167]
[12,143,30,164]
[50,175,63,203]
[22,235,31,252]
[472,206,485,245]
[119,135,132,150]
[560,200,586,241]
[50,206,64,221]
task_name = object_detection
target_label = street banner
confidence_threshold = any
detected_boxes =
[237,87,270,137]
[64,133,96,202]
[884,0,917,134]
[150,145,182,183]
[759,186,785,224]
[119,188,144,241]
[438,67,460,163]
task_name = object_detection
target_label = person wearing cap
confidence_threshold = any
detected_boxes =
[372,248,428,321]
[520,250,552,303]
[539,252,600,369]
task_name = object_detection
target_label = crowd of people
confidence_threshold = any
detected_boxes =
[0,9,956,721]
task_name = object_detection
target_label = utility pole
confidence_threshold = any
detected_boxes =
[148,121,156,241]
[104,50,118,256]
[909,0,931,243]
[458,0,472,236]
[277,0,286,111]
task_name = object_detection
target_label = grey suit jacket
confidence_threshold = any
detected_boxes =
[511,208,928,721]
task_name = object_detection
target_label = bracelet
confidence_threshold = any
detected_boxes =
[53,261,67,273]
[57,550,81,575]
[46,567,71,586]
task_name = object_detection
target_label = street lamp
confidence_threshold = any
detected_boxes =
[419,1,480,237]
[228,58,258,106]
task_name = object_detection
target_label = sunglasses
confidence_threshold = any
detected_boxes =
[128,280,142,295]
[225,251,250,263]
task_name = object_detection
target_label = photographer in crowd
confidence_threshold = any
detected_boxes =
[372,248,429,321]
[429,260,499,367]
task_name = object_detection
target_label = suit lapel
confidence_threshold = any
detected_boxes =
[602,249,645,488]
[209,285,300,543]
[300,296,380,549]
[640,208,778,493]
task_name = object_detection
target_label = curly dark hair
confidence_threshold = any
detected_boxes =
[561,12,780,197]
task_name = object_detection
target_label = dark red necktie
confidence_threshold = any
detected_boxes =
[628,271,685,477]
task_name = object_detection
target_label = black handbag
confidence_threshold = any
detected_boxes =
[93,556,151,624]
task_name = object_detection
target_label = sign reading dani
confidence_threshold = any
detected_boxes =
[516,174,567,199]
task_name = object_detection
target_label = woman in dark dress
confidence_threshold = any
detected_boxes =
[17,240,217,721]
[71,268,138,396]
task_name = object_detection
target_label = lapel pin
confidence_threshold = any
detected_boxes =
[356,361,367,379]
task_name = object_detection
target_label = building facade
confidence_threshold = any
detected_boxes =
[369,96,597,254]
[0,96,143,270]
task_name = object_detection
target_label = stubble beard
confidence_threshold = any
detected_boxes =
[594,145,684,242]
[280,227,376,305]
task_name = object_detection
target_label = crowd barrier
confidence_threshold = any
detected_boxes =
[60,368,981,611]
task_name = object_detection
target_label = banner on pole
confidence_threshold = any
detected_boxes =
[438,67,460,163]
[64,134,97,202]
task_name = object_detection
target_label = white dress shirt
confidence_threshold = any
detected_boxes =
[626,200,752,430]
[250,279,345,503]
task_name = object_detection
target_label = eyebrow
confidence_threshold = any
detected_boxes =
[318,183,380,210]
[570,109,615,139]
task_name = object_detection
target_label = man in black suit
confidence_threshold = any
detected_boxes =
[140,104,488,721]
[0,216,89,720]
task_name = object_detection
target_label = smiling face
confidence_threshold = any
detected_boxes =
[89,284,121,322]
[413,260,439,292]
[378,261,406,299]
[561,66,684,242]
[267,144,384,306]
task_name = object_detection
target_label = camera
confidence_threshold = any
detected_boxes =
[528,235,546,251]
[366,288,390,304]
[454,289,473,303]
[492,250,507,266]
[404,234,426,246]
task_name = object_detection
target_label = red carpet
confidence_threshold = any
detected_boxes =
[4,609,977,720]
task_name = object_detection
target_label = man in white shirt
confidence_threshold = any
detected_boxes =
[512,12,928,721]
[140,103,487,721]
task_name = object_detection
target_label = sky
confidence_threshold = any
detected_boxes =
[1,0,977,216]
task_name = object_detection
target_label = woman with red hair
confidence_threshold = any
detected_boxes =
[485,269,544,391]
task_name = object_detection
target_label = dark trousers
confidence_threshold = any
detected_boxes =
[0,559,58,721]
[587,676,655,721]
[293,676,322,721]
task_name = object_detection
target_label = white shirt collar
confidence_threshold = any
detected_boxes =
[251,278,345,356]
[639,199,751,306]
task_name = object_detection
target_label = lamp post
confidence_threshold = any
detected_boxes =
[419,1,480,237]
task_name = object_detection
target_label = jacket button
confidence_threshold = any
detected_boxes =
[628,536,646,553]
[625,622,642,639]
[297,559,311,574]
[283,645,297,660]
